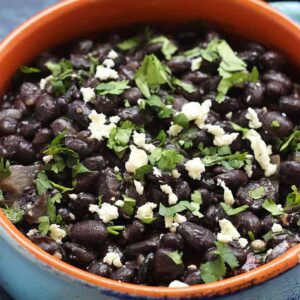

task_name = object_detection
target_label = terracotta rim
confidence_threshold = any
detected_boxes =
[1,0,300,298]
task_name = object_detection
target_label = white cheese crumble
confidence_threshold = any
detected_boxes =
[68,193,78,200]
[49,224,66,244]
[125,146,148,173]
[107,50,118,59]
[80,87,96,103]
[217,179,235,205]
[205,124,239,146]
[89,203,119,223]
[153,167,162,178]
[244,129,277,177]
[185,157,205,180]
[115,200,124,207]
[217,219,240,242]
[103,252,123,268]
[42,154,53,164]
[181,100,212,128]
[88,110,116,141]
[95,65,118,81]
[165,214,187,232]
[169,280,189,288]
[225,112,233,120]
[39,75,53,90]
[109,115,121,124]
[168,124,183,137]
[102,58,115,68]
[191,57,202,72]
[271,223,283,233]
[172,169,181,179]
[245,108,262,129]
[114,166,120,173]
[134,180,144,195]
[244,163,253,178]
[136,202,157,221]
[160,184,178,205]
[26,229,39,238]
[238,237,249,248]
[251,239,266,251]
[132,131,155,152]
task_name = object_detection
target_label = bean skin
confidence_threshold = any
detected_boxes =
[159,233,184,250]
[87,261,113,277]
[118,220,145,246]
[95,95,121,115]
[0,118,18,135]
[214,170,248,191]
[67,101,92,129]
[69,220,108,246]
[259,51,285,71]
[243,82,265,106]
[124,235,160,257]
[50,118,78,135]
[234,212,261,237]
[35,94,59,124]
[280,161,300,186]
[123,87,142,106]
[111,263,137,283]
[64,242,96,267]
[82,155,107,171]
[279,96,300,117]
[18,119,41,138]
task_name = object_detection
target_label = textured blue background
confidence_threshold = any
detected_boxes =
[0,1,299,299]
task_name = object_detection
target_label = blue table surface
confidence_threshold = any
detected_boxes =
[0,1,299,299]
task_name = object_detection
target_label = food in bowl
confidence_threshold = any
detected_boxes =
[0,23,300,288]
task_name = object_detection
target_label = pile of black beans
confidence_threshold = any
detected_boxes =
[0,23,300,287]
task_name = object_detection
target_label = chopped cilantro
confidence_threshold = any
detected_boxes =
[36,171,52,195]
[173,113,189,129]
[155,130,167,146]
[216,241,239,269]
[134,54,171,98]
[0,157,11,179]
[191,191,202,204]
[279,130,300,152]
[271,120,281,128]
[2,206,24,224]
[220,203,249,216]
[167,251,183,265]
[149,148,184,171]
[50,181,73,193]
[159,201,199,217]
[285,185,300,207]
[72,162,90,178]
[200,39,220,62]
[20,66,41,74]
[172,78,196,93]
[149,35,178,60]
[107,225,125,235]
[262,199,283,216]
[38,216,50,235]
[47,192,62,223]
[117,37,140,50]
[200,257,226,283]
[95,80,130,95]
[184,47,202,59]
[134,164,153,181]
[107,121,135,158]
[248,186,266,200]
[248,231,255,241]
[231,122,249,136]
[144,95,172,119]
[122,196,137,216]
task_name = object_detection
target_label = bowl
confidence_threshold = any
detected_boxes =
[1,0,300,299]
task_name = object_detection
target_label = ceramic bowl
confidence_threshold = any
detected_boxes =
[1,1,300,299]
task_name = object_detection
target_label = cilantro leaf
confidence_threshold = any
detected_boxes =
[20,66,41,74]
[191,190,202,204]
[216,241,239,269]
[216,67,259,103]
[47,192,62,223]
[95,80,130,95]
[184,47,202,59]
[200,39,220,62]
[220,203,249,216]
[149,148,184,171]
[117,37,140,50]
[38,216,50,235]
[173,113,189,129]
[155,130,167,146]
[36,171,52,195]
[134,164,153,181]
[50,181,73,193]
[149,35,178,60]
[167,251,183,265]
[134,54,171,98]
[122,195,137,216]
[231,122,249,136]
[172,78,196,93]
[262,199,283,216]
[0,157,11,179]
[159,201,196,217]
[271,120,280,128]
[107,225,125,235]
[107,121,135,158]
[143,95,172,119]
[248,186,266,200]
[279,130,300,152]
[2,206,24,224]
[200,257,226,283]
[285,185,300,207]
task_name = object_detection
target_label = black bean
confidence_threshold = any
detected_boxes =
[82,155,107,171]
[174,180,191,200]
[243,82,265,106]
[166,57,191,75]
[234,211,261,237]
[118,106,154,125]
[64,242,96,267]
[261,111,293,140]
[97,168,121,202]
[214,170,248,191]
[74,171,100,193]
[19,82,41,106]
[266,241,290,262]
[200,76,220,93]
[172,96,189,112]
[205,93,240,114]
[265,81,289,101]
[30,235,65,258]
[18,138,35,164]
[280,161,300,186]
[67,101,92,129]
[72,40,93,55]
[118,220,145,246]
[111,263,136,283]
[259,51,285,71]
[69,220,107,246]
[238,50,259,68]
[17,119,41,138]
[183,270,202,285]
[159,233,183,251]
[137,253,154,284]
[228,241,248,265]
[50,118,78,135]
[182,71,209,84]
[202,247,218,262]
[202,204,226,229]
[262,70,293,91]
[0,118,18,135]
[57,208,76,223]
[95,95,121,115]
[32,128,52,151]
[152,248,184,284]
[125,235,160,257]
[123,87,142,106]
[68,193,97,216]
[178,222,216,252]
[35,94,59,124]
[3,135,21,158]
[279,96,300,117]
[64,136,89,157]
[87,261,113,277]
[70,54,91,69]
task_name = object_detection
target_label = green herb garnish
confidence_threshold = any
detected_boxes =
[20,66,41,74]
[0,157,11,179]
[95,80,130,95]
[117,37,140,50]
[107,225,125,235]
[262,199,283,216]
[167,251,183,265]
[2,206,24,224]
[149,35,178,60]
[220,203,249,216]
[248,186,266,200]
